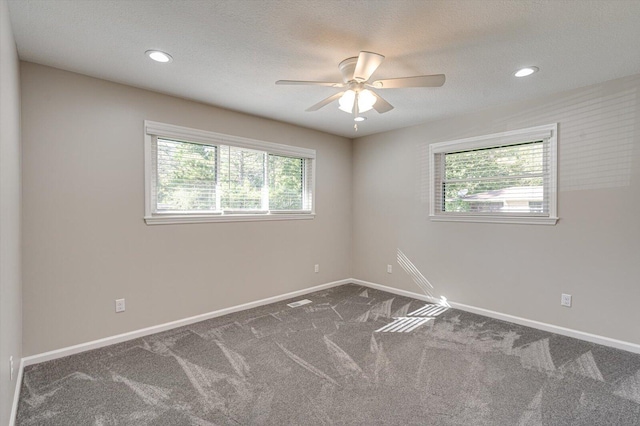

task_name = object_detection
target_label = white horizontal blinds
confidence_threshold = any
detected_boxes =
[145,121,316,223]
[219,145,265,211]
[438,140,547,214]
[433,152,446,214]
[154,138,217,212]
[268,154,306,210]
[303,158,313,210]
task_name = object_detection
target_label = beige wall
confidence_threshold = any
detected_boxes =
[21,62,352,356]
[0,0,23,421]
[18,59,640,359]
[353,75,640,345]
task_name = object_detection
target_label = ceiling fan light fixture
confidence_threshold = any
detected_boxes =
[354,116,366,122]
[339,89,377,114]
[338,90,356,113]
[514,66,538,77]
[146,50,173,63]
[357,89,377,113]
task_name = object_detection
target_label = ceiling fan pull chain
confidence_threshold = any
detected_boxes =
[354,95,360,131]
[354,93,360,116]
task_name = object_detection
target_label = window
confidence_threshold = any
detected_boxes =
[145,121,315,224]
[429,123,558,225]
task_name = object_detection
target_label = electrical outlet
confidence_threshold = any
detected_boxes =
[387,264,393,274]
[9,356,14,381]
[314,264,319,273]
[115,298,126,313]
[561,293,572,307]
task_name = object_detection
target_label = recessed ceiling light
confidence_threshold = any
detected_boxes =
[354,116,367,122]
[145,50,173,63]
[514,66,538,77]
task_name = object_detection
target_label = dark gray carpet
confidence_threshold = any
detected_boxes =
[16,284,640,425]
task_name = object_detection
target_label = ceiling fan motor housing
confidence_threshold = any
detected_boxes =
[338,57,359,83]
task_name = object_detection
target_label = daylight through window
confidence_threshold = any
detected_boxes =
[430,124,558,225]
[145,121,315,224]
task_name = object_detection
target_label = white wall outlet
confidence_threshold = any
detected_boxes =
[314,264,319,273]
[115,298,126,313]
[387,264,393,274]
[9,356,14,381]
[561,293,572,307]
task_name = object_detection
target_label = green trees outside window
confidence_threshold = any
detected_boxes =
[155,138,306,213]
[442,141,545,213]
[156,139,217,211]
[268,154,304,210]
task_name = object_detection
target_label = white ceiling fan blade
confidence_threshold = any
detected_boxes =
[353,51,385,82]
[306,91,345,111]
[371,92,394,113]
[276,80,344,87]
[371,74,446,89]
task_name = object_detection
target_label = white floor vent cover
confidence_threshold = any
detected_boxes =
[287,299,313,308]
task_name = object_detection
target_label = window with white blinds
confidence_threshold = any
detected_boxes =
[144,121,315,224]
[429,124,558,225]
[155,139,218,213]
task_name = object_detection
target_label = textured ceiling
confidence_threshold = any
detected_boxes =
[7,0,640,138]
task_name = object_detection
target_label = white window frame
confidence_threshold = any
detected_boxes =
[144,121,316,225]
[429,123,558,225]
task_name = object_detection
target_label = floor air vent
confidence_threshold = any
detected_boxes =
[287,299,312,308]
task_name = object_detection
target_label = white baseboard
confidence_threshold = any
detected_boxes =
[352,279,441,304]
[8,358,24,426]
[21,277,640,368]
[351,278,640,355]
[21,279,350,368]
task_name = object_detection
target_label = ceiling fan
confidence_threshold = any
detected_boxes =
[276,51,445,128]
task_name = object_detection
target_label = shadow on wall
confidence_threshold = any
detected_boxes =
[418,76,639,203]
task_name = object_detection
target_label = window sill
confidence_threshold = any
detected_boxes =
[145,213,315,225]
[429,214,559,225]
